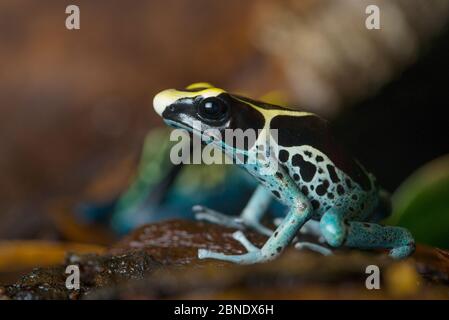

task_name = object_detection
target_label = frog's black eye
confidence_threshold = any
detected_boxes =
[197,97,229,122]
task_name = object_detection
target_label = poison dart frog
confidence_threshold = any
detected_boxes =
[152,82,415,264]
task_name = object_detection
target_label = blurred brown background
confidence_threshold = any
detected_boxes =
[0,0,448,240]
[1,1,252,188]
[0,0,283,237]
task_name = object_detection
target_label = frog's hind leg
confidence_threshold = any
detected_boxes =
[319,209,415,259]
[344,222,415,259]
[194,185,274,236]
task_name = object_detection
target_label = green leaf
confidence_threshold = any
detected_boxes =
[387,155,449,248]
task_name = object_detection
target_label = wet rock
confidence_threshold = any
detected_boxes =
[1,251,161,300]
[2,219,449,299]
[1,266,70,300]
[109,219,268,266]
[86,248,449,300]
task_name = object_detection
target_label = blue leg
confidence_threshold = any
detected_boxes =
[198,199,313,264]
[320,208,347,247]
[319,208,415,259]
[344,222,415,259]
[198,155,313,264]
[194,185,274,236]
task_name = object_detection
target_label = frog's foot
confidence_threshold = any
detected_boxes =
[321,216,416,259]
[199,203,313,264]
[198,231,266,264]
[294,242,333,256]
[193,205,273,237]
[193,205,244,229]
[389,243,416,259]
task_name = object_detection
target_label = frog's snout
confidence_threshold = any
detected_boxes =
[153,89,176,116]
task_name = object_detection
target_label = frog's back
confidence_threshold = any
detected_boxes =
[266,111,378,220]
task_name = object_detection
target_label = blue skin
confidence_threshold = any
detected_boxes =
[154,85,416,264]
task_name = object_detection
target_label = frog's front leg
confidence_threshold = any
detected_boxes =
[273,217,331,255]
[320,208,415,259]
[194,185,274,236]
[198,199,313,264]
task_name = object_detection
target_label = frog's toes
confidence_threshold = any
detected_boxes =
[193,205,273,236]
[389,241,416,259]
[198,231,264,264]
[198,248,222,260]
[198,248,264,264]
[232,230,260,252]
[193,205,243,229]
[294,242,333,256]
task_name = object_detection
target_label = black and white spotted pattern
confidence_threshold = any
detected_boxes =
[244,136,378,221]
[274,145,378,220]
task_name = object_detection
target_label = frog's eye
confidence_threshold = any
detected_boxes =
[197,97,229,122]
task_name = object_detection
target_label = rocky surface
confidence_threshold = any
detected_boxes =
[1,219,449,300]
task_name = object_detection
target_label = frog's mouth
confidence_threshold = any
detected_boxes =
[163,119,193,132]
[163,119,217,145]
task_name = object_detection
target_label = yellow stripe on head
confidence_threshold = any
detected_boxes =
[153,85,226,116]
[186,82,214,90]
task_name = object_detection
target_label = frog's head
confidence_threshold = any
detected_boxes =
[153,83,268,156]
